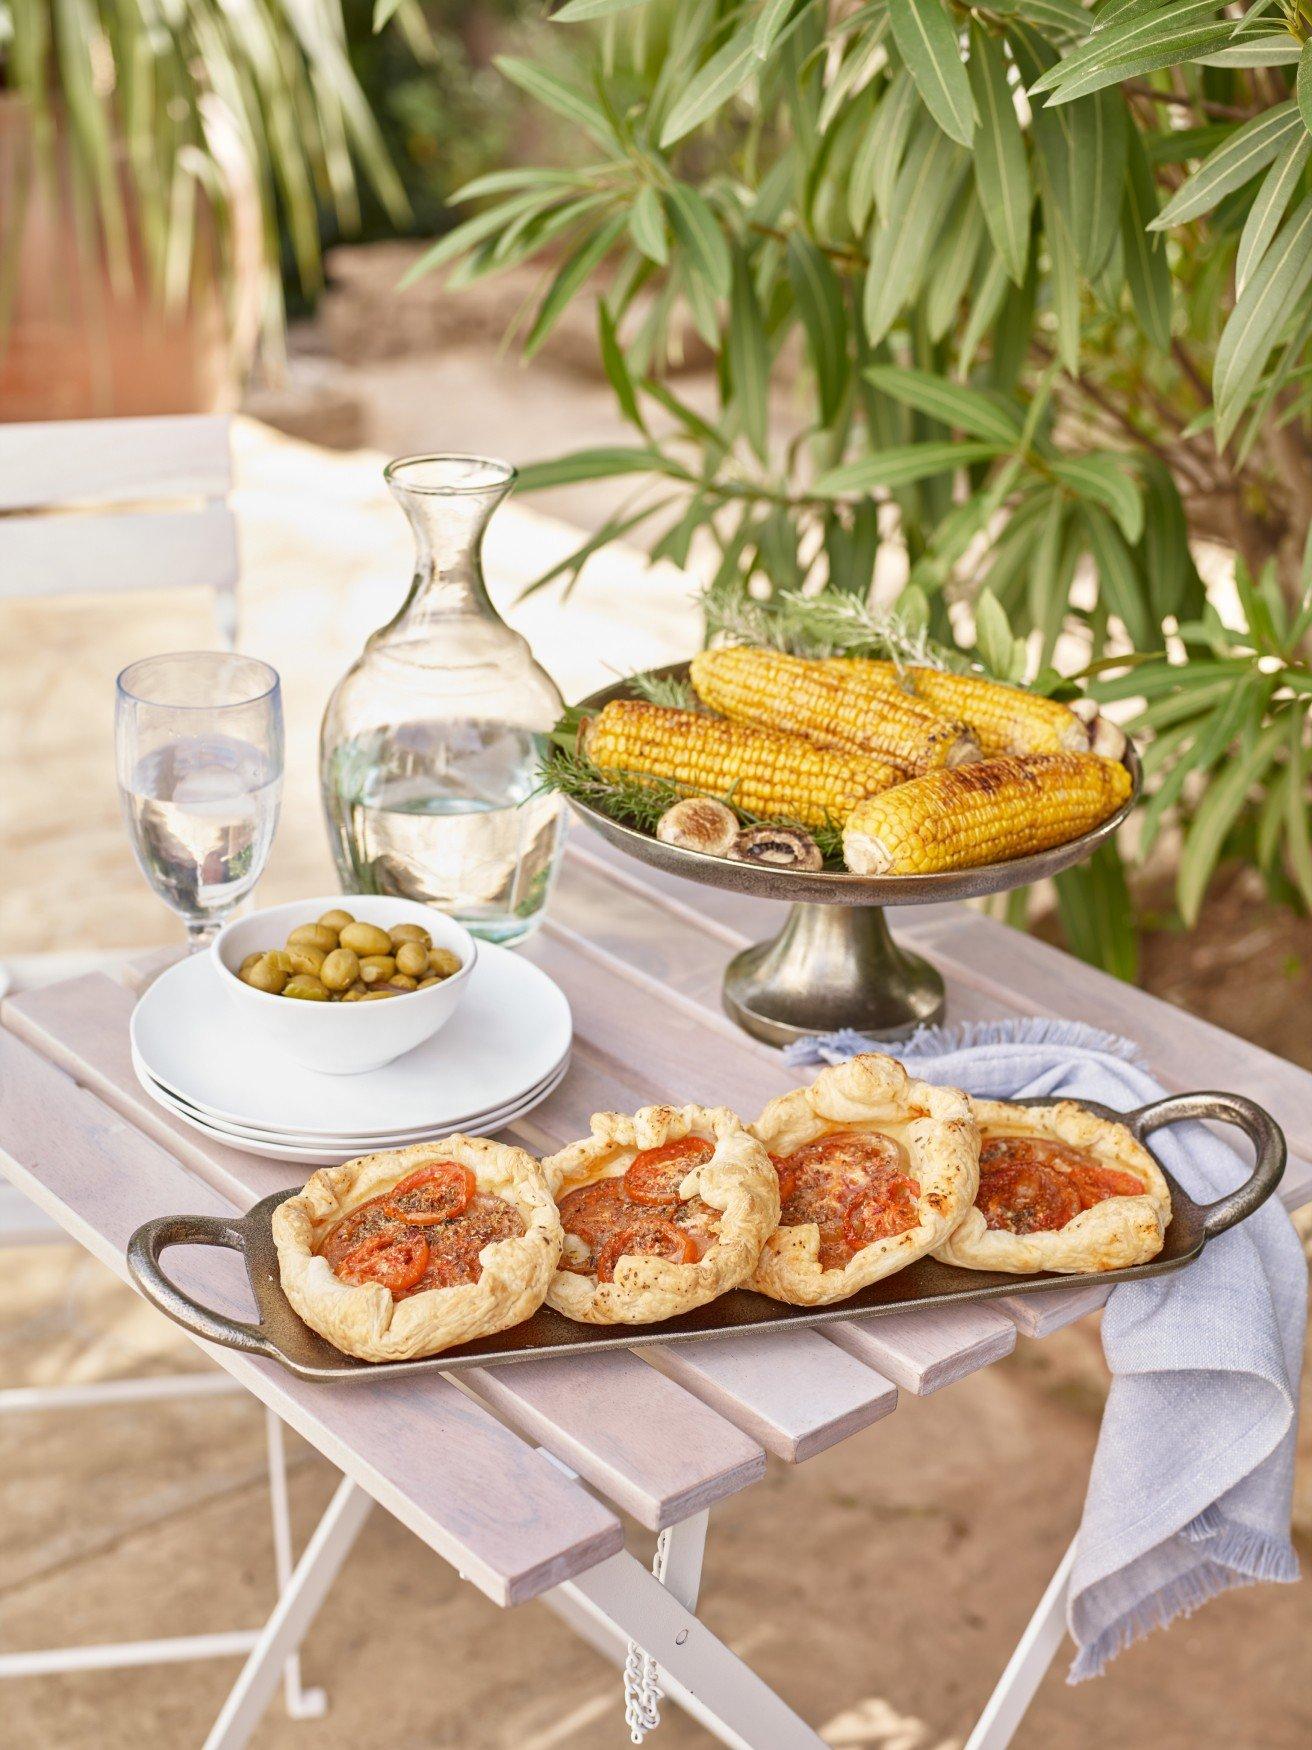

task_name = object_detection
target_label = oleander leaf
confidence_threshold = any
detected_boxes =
[1081,505,1156,647]
[629,185,668,266]
[863,124,968,344]
[660,23,761,147]
[1177,716,1285,923]
[664,182,733,300]
[969,25,1032,286]
[1236,133,1312,295]
[1152,102,1299,229]
[864,365,1024,444]
[1214,193,1312,446]
[849,69,918,233]
[727,247,770,462]
[1121,125,1172,348]
[524,212,627,357]
[1031,2,1236,106]
[495,57,618,150]
[787,234,850,425]
[554,0,653,19]
[515,447,685,490]
[812,441,1005,496]
[887,0,976,147]
[1051,453,1144,542]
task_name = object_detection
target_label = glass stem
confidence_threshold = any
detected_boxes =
[185,919,220,954]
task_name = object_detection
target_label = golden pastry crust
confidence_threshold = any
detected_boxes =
[271,1137,562,1362]
[542,1104,780,1325]
[934,1098,1170,1275]
[750,1052,979,1306]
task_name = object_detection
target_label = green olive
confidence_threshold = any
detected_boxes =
[340,988,365,1003]
[287,944,327,977]
[239,951,264,976]
[318,907,356,933]
[359,955,396,985]
[242,954,289,995]
[287,923,337,953]
[427,947,462,978]
[359,987,398,1000]
[389,923,432,950]
[387,973,418,991]
[283,973,329,1001]
[320,947,360,992]
[394,941,429,978]
[339,921,393,958]
[266,949,294,974]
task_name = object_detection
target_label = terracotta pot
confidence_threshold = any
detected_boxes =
[0,94,239,420]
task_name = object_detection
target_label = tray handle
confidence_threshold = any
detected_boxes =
[127,1212,276,1358]
[1123,1091,1286,1240]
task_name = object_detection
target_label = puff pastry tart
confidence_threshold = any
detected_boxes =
[934,1099,1170,1275]
[271,1137,562,1362]
[542,1105,780,1325]
[750,1053,979,1306]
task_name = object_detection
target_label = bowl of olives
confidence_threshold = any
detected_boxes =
[213,897,476,1074]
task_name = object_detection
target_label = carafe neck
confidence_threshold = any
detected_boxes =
[383,454,514,634]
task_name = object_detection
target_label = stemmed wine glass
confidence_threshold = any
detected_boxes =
[115,653,284,951]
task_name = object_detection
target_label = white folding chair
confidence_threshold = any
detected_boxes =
[0,416,322,1718]
[0,412,240,646]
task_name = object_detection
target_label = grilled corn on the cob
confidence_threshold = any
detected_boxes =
[690,646,979,772]
[583,699,901,829]
[824,659,1089,758]
[842,754,1132,876]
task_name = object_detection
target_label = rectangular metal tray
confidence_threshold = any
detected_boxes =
[126,1090,1285,1381]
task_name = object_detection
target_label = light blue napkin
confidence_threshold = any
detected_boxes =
[787,1017,1306,1679]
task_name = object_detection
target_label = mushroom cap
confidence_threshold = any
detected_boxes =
[728,824,824,872]
[655,796,740,857]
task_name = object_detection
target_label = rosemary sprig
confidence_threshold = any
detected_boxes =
[539,746,845,867]
[627,669,700,710]
[703,589,961,673]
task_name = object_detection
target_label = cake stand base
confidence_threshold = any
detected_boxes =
[721,902,946,1048]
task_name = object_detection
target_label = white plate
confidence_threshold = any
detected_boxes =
[132,1044,569,1146]
[139,1060,571,1166]
[131,944,572,1135]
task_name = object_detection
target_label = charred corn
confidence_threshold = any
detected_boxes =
[583,699,901,828]
[842,754,1132,876]
[689,646,979,773]
[824,659,1089,758]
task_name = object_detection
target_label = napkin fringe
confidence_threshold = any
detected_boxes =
[1181,1505,1301,1581]
[1068,1560,1251,1683]
[784,1016,1150,1068]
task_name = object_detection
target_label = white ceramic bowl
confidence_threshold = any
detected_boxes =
[213,896,477,1075]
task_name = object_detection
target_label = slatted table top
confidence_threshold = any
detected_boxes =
[4,831,1311,1612]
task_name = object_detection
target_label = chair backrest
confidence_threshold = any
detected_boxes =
[0,414,238,643]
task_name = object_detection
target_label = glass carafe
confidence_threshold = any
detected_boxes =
[320,454,565,945]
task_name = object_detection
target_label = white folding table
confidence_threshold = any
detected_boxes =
[3,831,1309,1749]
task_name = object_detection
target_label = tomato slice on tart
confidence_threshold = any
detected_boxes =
[557,1176,631,1266]
[669,1194,721,1260]
[335,1230,430,1293]
[384,1160,476,1226]
[624,1136,714,1205]
[1064,1160,1146,1209]
[402,1193,526,1293]
[596,1216,699,1283]
[840,1171,923,1251]
[977,1135,1145,1231]
[975,1161,1082,1233]
[320,1195,404,1272]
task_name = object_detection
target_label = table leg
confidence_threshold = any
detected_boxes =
[963,1536,1077,1750]
[546,1542,828,1750]
[203,1477,373,1750]
[264,1409,329,1721]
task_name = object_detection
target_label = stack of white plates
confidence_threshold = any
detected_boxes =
[130,944,572,1165]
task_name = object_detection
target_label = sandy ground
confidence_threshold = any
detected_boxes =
[2,350,1309,1748]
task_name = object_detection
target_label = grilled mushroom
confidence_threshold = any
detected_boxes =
[1069,697,1128,762]
[728,824,824,872]
[655,797,740,857]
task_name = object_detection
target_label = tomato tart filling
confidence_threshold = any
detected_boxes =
[770,1129,921,1271]
[318,1163,524,1298]
[557,1137,721,1276]
[975,1135,1145,1234]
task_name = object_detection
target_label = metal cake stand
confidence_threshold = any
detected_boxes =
[566,665,1141,1047]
